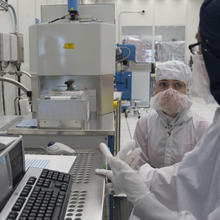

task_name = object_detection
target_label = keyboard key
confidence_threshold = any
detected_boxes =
[27,177,37,185]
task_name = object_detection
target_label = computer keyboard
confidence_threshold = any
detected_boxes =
[1,167,72,220]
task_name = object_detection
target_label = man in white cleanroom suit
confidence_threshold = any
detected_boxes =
[96,0,220,219]
[119,61,210,169]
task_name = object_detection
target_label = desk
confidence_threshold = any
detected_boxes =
[0,115,114,220]
[25,148,106,220]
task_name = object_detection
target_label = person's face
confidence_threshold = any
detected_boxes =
[156,79,187,94]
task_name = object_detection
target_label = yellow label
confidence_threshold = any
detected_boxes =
[70,7,74,11]
[64,43,75,50]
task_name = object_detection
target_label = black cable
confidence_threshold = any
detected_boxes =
[48,14,68,24]
[116,46,131,64]
[123,109,132,140]
[0,62,6,115]
[1,81,6,115]
[125,114,132,140]
[16,65,21,115]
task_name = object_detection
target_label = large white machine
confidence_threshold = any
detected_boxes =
[0,4,116,219]
[30,20,115,128]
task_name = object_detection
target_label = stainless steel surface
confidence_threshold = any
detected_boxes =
[37,97,89,128]
[5,113,114,136]
[65,149,105,220]
[32,75,114,117]
[29,22,115,76]
[23,148,106,220]
[29,21,115,125]
[0,115,20,134]
[115,99,121,155]
[0,149,106,220]
[38,119,85,129]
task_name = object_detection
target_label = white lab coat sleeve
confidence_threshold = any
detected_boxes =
[132,115,150,168]
[139,162,180,211]
[133,193,196,220]
[191,112,211,142]
[195,119,210,141]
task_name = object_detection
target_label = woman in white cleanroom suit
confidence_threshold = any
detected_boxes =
[119,61,210,169]
[96,0,220,219]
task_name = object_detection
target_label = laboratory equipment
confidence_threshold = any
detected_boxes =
[0,136,24,211]
[0,3,115,219]
[115,43,151,109]
[30,19,115,128]
[115,44,136,109]
[0,135,73,220]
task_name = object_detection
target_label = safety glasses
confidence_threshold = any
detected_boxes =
[188,42,202,55]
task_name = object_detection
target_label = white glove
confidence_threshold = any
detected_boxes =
[96,144,197,220]
[116,140,142,168]
[96,143,149,204]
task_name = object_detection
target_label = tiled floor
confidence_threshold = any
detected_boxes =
[120,96,218,148]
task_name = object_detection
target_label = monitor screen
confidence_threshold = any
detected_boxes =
[0,139,25,211]
[8,140,25,187]
[0,155,11,211]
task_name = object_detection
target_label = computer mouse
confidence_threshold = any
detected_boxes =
[46,141,75,155]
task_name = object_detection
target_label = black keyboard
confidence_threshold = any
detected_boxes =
[6,168,72,220]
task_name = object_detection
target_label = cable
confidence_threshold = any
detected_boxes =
[14,93,26,115]
[116,46,131,63]
[8,4,18,32]
[0,62,6,115]
[16,65,21,115]
[2,61,9,69]
[20,70,31,78]
[1,81,6,115]
[124,110,132,140]
[14,96,19,115]
[48,14,69,24]
[0,77,30,93]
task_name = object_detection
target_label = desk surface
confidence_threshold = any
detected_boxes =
[25,148,106,220]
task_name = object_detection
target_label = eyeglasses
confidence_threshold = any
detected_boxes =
[188,42,201,55]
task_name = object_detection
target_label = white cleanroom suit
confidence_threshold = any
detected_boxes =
[133,108,210,168]
[97,110,220,220]
[131,107,220,220]
[96,1,220,219]
[119,61,210,169]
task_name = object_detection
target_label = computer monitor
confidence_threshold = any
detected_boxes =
[0,136,25,211]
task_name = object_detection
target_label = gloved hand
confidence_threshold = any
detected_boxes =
[96,143,149,204]
[116,140,142,168]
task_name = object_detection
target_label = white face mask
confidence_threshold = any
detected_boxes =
[151,88,190,116]
[192,54,215,104]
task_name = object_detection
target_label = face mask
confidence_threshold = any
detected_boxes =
[192,54,215,104]
[151,88,189,116]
